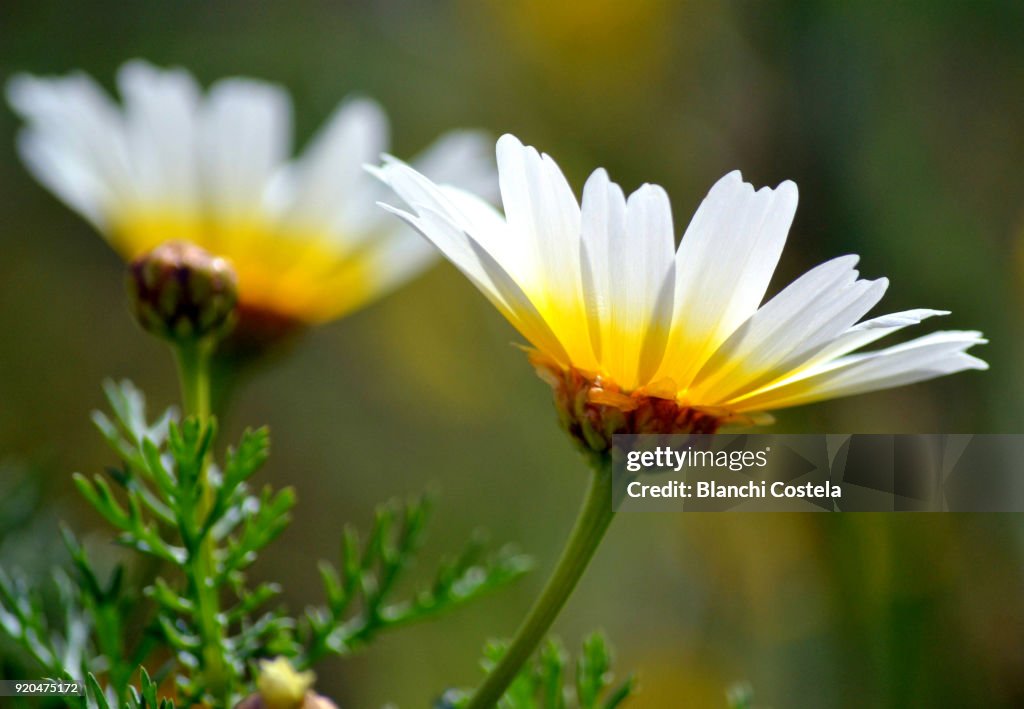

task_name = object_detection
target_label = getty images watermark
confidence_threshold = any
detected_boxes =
[612,434,1024,512]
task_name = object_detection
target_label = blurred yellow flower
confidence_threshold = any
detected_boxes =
[480,0,678,88]
[378,135,987,440]
[7,60,495,331]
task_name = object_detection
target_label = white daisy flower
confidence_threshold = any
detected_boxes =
[7,59,496,332]
[376,134,986,438]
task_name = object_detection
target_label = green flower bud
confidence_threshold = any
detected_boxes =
[127,241,238,343]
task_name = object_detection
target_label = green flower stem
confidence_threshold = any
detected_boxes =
[175,340,212,423]
[465,455,616,709]
[174,339,229,703]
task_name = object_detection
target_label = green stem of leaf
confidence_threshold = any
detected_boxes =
[465,456,616,709]
[175,339,229,704]
[175,341,212,423]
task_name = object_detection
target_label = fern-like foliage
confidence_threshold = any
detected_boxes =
[439,632,637,709]
[300,495,531,667]
[0,380,530,707]
[0,568,90,684]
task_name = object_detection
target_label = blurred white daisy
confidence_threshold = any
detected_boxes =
[7,60,495,331]
[376,134,986,437]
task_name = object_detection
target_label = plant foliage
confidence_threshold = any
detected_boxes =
[439,632,637,709]
[0,380,531,707]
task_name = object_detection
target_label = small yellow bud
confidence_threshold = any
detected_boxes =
[257,657,314,709]
[126,240,238,343]
[234,657,338,709]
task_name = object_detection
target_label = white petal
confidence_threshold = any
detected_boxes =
[278,97,388,236]
[410,129,498,202]
[200,76,292,223]
[377,197,503,305]
[657,171,798,388]
[495,135,587,335]
[378,157,510,257]
[355,130,498,241]
[378,160,497,282]
[117,60,202,213]
[465,236,572,365]
[689,256,857,390]
[383,202,569,363]
[380,155,526,283]
[623,184,676,382]
[713,278,888,401]
[376,160,569,362]
[7,71,132,229]
[579,171,676,388]
[15,129,109,229]
[579,168,625,365]
[435,184,516,262]
[728,330,988,412]
[692,256,894,402]
[795,308,950,368]
[345,224,439,304]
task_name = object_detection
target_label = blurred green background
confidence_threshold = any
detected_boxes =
[2,1,1024,707]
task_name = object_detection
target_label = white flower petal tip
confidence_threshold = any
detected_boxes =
[853,309,950,330]
[496,133,524,152]
[712,169,798,200]
[363,163,387,181]
[5,73,38,109]
[375,201,410,218]
[7,60,496,326]
[374,134,988,423]
[962,355,990,370]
